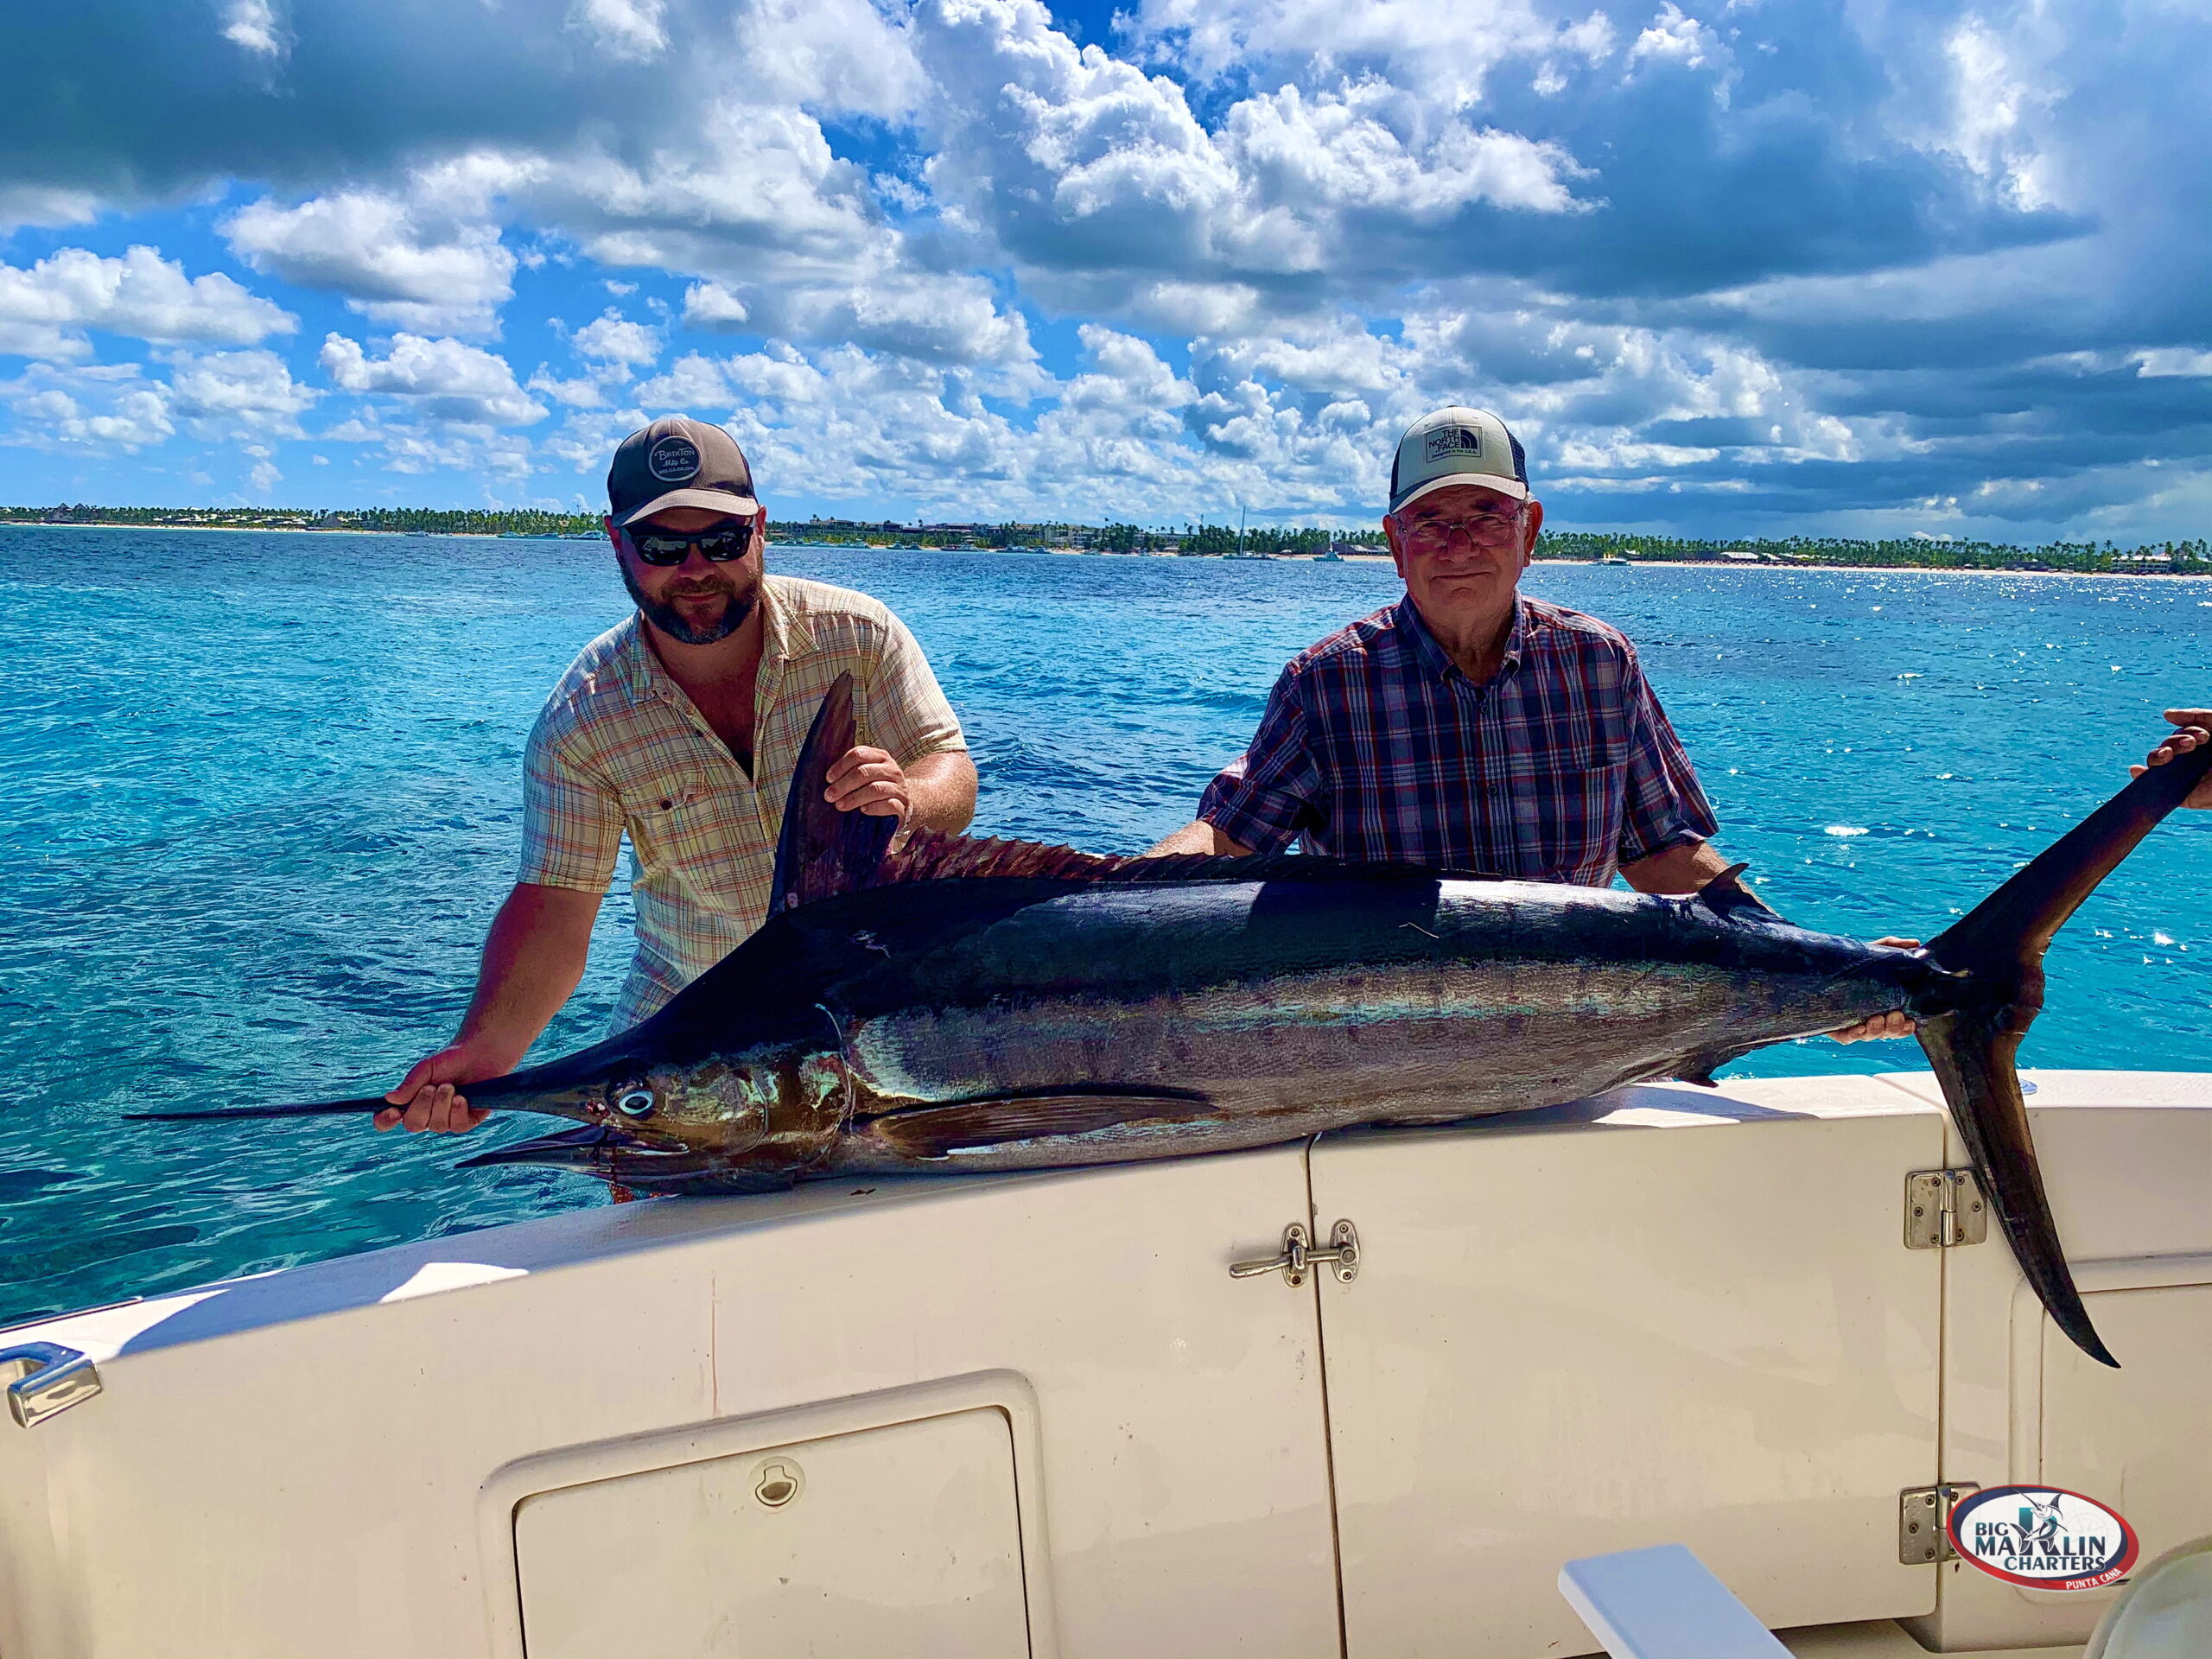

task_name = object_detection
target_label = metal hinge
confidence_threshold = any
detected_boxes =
[1230,1221,1359,1287]
[1905,1170,1989,1250]
[1900,1484,1980,1563]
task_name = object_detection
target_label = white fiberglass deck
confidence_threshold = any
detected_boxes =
[0,1070,2206,1659]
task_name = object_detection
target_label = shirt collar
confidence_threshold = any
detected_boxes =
[1394,593,1528,683]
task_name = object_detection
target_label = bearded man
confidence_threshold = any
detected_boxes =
[381,416,976,1134]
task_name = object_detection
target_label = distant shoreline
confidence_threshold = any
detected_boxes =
[4,520,2209,578]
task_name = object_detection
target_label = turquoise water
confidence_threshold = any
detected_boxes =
[2,528,2206,1325]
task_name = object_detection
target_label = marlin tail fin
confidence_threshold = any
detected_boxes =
[1921,738,2212,1369]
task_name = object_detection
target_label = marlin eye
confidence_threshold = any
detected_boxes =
[614,1089,655,1118]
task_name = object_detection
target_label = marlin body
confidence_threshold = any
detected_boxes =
[512,868,1941,1189]
[143,676,2212,1368]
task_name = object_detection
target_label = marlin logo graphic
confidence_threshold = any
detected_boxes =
[1999,1491,2068,1550]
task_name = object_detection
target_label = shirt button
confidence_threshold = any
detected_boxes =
[658,798,672,810]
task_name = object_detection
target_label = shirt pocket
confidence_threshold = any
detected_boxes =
[1497,714,1632,878]
[1496,709,1631,786]
[1560,724,1634,873]
[617,777,715,873]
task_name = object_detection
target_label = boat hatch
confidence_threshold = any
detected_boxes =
[512,1407,1032,1659]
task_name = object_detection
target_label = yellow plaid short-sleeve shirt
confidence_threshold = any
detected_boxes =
[518,574,966,1031]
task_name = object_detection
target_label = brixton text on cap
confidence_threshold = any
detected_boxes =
[608,416,760,529]
[1389,407,1529,515]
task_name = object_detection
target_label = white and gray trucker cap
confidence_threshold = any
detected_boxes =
[1388,407,1530,514]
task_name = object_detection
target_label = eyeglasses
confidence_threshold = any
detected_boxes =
[626,524,756,566]
[1397,505,1526,551]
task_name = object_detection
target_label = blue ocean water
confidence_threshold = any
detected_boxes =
[1,527,2206,1325]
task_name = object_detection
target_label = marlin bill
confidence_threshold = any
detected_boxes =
[139,675,2212,1367]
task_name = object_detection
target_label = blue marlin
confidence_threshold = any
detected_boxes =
[139,675,2212,1366]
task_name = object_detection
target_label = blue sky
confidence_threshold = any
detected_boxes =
[0,0,2206,538]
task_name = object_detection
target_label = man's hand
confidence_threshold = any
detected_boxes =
[1830,938,1921,1043]
[2131,709,2212,809]
[378,1038,510,1134]
[824,745,912,819]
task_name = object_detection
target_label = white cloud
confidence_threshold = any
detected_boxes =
[637,343,1031,509]
[319,332,547,426]
[319,404,537,479]
[167,349,317,439]
[572,309,659,369]
[0,186,99,233]
[1939,16,2060,211]
[0,363,175,452]
[528,370,613,410]
[1123,0,1595,101]
[539,408,645,474]
[1629,3,1721,70]
[0,246,294,360]
[2133,348,2212,378]
[225,187,516,335]
[913,0,1588,316]
[727,0,926,118]
[523,110,887,281]
[569,0,666,62]
[220,0,284,57]
[0,0,2206,538]
[1225,85,1586,221]
[244,443,282,493]
[682,282,749,329]
[376,427,536,478]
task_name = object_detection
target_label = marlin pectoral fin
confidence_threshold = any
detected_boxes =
[865,1090,1217,1159]
[1670,1036,1768,1087]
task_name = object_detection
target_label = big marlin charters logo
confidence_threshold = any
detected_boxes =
[1948,1486,2139,1591]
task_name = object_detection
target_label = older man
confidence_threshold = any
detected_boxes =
[1147,405,1909,1041]
[382,416,978,1134]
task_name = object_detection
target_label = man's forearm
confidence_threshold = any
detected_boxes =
[1618,837,1733,896]
[1144,819,1253,857]
[454,883,602,1068]
[904,749,979,835]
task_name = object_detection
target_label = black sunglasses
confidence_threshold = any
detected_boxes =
[626,524,756,566]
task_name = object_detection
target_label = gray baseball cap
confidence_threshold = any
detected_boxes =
[607,416,760,529]
[1389,407,1529,514]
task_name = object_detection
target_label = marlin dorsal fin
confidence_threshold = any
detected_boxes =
[767,673,899,918]
[767,690,1504,921]
[875,831,1500,888]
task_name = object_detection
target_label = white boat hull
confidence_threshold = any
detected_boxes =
[1,1070,2205,1658]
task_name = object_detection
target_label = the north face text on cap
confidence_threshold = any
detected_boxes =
[1425,426,1482,462]
[648,435,702,483]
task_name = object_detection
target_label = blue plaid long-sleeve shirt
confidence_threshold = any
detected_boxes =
[1197,596,1716,885]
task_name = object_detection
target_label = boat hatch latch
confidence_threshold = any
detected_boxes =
[1230,1221,1359,1287]
[1899,1484,1979,1564]
[2,1341,103,1429]
[1904,1169,1989,1250]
